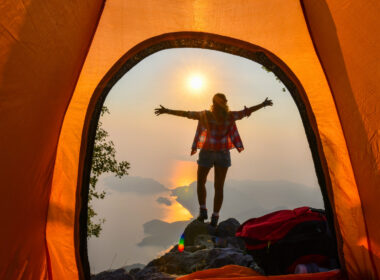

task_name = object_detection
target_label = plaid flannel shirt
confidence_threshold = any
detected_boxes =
[186,108,251,155]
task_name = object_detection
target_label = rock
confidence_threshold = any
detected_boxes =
[183,219,215,246]
[129,267,141,276]
[213,236,228,247]
[122,263,145,273]
[134,265,176,280]
[194,234,214,249]
[216,218,240,238]
[143,247,255,275]
[206,248,253,269]
[92,218,261,279]
[146,250,198,274]
[142,218,260,276]
[91,268,133,280]
[170,243,207,253]
[226,236,246,250]
[249,261,266,276]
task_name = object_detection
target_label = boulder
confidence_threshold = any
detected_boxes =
[183,219,215,246]
[216,218,240,238]
[194,234,214,249]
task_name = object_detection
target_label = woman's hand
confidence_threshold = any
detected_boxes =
[262,97,273,107]
[154,105,168,116]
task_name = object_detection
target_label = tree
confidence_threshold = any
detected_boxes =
[261,65,286,92]
[88,106,130,238]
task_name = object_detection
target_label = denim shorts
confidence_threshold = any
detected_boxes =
[197,149,231,168]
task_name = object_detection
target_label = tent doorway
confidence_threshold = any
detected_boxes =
[79,32,339,278]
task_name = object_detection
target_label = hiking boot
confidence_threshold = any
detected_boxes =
[197,208,208,222]
[210,214,219,228]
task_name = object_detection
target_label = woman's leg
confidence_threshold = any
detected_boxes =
[213,166,229,213]
[197,165,211,206]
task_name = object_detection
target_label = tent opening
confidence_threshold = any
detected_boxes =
[78,33,340,278]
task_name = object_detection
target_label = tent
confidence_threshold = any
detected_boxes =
[1,0,379,279]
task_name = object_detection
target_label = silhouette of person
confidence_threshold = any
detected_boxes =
[155,93,273,227]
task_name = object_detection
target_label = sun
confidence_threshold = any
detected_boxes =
[188,74,204,91]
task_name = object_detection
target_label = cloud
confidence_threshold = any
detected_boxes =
[103,176,168,195]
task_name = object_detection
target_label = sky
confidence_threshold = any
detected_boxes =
[88,48,324,273]
[99,48,319,189]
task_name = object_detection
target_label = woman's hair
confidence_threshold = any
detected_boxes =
[211,93,229,120]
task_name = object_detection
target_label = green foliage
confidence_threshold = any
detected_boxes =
[88,106,130,238]
[261,65,286,92]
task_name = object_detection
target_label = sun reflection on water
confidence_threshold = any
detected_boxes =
[161,195,193,223]
[158,160,198,223]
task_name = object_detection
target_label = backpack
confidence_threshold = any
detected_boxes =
[236,207,338,275]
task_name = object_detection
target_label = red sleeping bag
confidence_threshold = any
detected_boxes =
[236,207,327,250]
[235,207,337,275]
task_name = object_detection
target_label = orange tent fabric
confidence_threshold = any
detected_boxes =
[177,265,262,279]
[0,0,104,279]
[177,265,342,280]
[0,0,379,279]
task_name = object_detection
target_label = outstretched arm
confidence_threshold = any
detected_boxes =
[154,105,200,119]
[231,97,273,120]
[246,97,273,115]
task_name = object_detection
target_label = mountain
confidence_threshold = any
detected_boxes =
[138,179,324,248]
[171,179,324,222]
[138,219,188,248]
[103,175,169,195]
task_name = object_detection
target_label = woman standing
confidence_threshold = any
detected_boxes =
[155,93,273,227]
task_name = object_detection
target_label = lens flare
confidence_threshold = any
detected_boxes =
[178,233,185,252]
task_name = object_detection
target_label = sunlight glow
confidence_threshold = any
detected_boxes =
[161,197,193,223]
[158,160,197,223]
[169,160,197,188]
[188,74,204,91]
